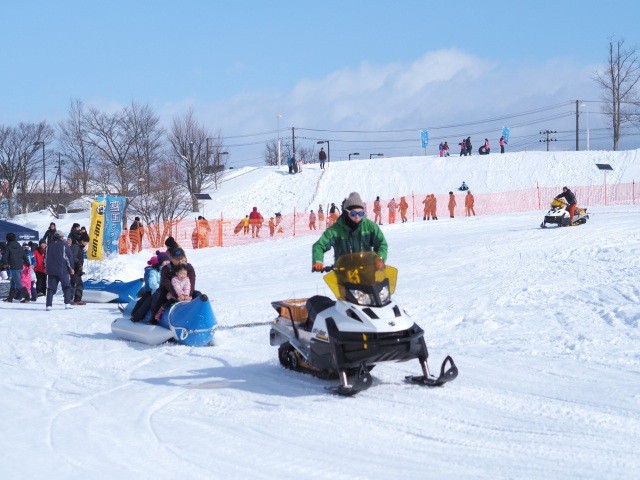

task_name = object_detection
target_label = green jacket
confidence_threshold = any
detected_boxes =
[312,214,388,264]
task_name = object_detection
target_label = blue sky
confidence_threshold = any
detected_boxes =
[2,1,640,166]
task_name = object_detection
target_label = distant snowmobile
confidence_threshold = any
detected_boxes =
[540,199,589,228]
[269,252,457,396]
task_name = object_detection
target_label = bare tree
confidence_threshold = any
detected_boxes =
[127,161,192,248]
[263,139,293,166]
[58,99,96,196]
[167,109,222,212]
[83,102,146,195]
[128,104,165,194]
[594,38,640,150]
[297,146,316,164]
[0,122,54,217]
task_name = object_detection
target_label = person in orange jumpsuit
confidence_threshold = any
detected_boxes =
[191,228,199,249]
[118,229,130,254]
[317,205,325,228]
[465,191,476,216]
[129,217,144,253]
[387,198,397,224]
[308,210,317,230]
[422,195,430,221]
[399,196,409,223]
[373,196,382,225]
[448,192,456,218]
[430,194,438,220]
[197,216,211,247]
[328,203,339,227]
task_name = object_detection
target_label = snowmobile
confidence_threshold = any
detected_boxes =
[540,199,589,228]
[269,252,457,396]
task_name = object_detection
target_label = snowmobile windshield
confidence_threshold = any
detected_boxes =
[324,252,397,302]
[551,199,566,208]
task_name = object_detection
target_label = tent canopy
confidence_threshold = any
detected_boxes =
[0,220,39,243]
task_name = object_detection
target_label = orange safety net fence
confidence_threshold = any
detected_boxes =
[119,181,638,253]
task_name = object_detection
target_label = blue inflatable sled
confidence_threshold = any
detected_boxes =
[111,294,217,347]
[83,278,144,303]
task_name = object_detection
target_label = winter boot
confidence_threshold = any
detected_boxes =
[19,288,30,303]
[4,287,16,303]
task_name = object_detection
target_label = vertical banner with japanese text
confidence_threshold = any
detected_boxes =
[88,199,105,260]
[100,196,126,256]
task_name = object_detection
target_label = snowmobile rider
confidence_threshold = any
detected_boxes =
[312,191,388,272]
[555,186,577,223]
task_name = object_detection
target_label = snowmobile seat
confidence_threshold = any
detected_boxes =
[306,295,336,324]
[277,299,309,324]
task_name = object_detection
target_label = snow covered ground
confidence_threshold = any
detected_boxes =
[2,151,640,479]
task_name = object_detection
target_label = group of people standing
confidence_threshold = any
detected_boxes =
[1,221,90,309]
[372,196,409,224]
[451,136,506,156]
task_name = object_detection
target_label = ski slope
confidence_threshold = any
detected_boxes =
[1,151,640,479]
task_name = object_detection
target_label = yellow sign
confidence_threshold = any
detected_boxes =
[88,200,105,260]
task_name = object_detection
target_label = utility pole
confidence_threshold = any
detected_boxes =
[575,100,580,151]
[539,130,557,152]
[291,127,296,160]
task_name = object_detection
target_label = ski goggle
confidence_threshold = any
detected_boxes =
[348,210,365,218]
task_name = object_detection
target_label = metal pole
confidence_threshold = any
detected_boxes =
[277,114,282,166]
[575,100,579,151]
[586,106,590,151]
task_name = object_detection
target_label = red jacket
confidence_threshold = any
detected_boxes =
[249,207,263,224]
[34,248,46,273]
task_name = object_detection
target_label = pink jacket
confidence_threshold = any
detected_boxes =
[171,276,191,298]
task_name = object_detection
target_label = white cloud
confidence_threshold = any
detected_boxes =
[161,48,605,160]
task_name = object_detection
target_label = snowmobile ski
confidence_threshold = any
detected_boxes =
[325,363,373,396]
[405,355,458,387]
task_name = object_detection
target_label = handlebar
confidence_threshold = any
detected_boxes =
[311,265,334,273]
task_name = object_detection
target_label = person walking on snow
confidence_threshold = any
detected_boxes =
[399,196,409,223]
[309,210,317,230]
[465,191,476,216]
[312,192,388,271]
[499,136,506,154]
[249,206,264,237]
[129,217,144,253]
[448,192,457,218]
[387,198,397,224]
[430,194,438,220]
[422,195,430,221]
[373,196,382,225]
[318,148,327,169]
[1,233,30,303]
[44,231,75,310]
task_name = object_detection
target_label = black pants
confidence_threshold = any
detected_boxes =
[131,291,152,322]
[71,273,84,302]
[36,271,47,295]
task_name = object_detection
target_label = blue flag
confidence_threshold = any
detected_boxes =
[97,196,126,255]
[501,126,510,144]
[420,130,429,148]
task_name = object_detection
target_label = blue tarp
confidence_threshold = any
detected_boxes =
[0,220,39,243]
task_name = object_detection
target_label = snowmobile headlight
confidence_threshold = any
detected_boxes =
[378,285,390,303]
[350,289,375,306]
